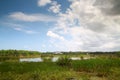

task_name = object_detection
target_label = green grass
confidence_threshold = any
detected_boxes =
[72,58,120,78]
[0,56,19,62]
[0,62,68,73]
[0,58,120,80]
[0,62,77,80]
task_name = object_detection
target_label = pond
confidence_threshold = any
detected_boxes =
[52,57,59,62]
[20,57,93,62]
[20,57,59,62]
[20,58,43,62]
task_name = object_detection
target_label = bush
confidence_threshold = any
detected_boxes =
[56,56,72,67]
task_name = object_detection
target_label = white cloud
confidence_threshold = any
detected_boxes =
[38,0,51,6]
[14,27,39,34]
[100,42,117,50]
[9,12,57,22]
[38,0,61,14]
[6,23,39,34]
[47,0,120,51]
[47,31,64,41]
[13,27,39,34]
[24,30,39,34]
[14,27,22,31]
[49,1,61,13]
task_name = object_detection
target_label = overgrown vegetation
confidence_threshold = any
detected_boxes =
[0,50,120,80]
[0,50,41,57]
[0,58,120,80]
[56,56,72,67]
[72,58,120,76]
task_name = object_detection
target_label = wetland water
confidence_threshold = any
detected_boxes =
[20,57,93,62]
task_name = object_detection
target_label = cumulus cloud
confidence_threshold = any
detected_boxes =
[47,0,120,51]
[38,0,61,14]
[48,1,61,13]
[9,12,57,22]
[47,31,64,41]
[38,0,51,6]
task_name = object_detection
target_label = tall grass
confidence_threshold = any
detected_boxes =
[0,62,77,80]
[0,57,120,80]
[0,62,68,73]
[72,58,120,76]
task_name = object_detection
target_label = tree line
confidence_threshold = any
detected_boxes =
[0,50,41,57]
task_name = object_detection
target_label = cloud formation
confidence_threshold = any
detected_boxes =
[48,1,61,13]
[38,0,51,6]
[47,0,120,51]
[94,0,120,16]
[47,31,64,41]
[6,23,39,34]
[38,0,61,14]
[9,12,57,22]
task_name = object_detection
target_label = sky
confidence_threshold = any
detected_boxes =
[0,0,120,52]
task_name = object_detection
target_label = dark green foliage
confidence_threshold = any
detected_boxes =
[115,52,120,57]
[56,56,72,67]
[0,56,19,62]
[0,50,41,57]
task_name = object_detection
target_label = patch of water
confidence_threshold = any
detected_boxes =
[19,57,95,62]
[20,58,43,62]
[70,57,81,60]
[52,57,59,62]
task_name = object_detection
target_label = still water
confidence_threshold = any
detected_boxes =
[20,58,43,62]
[20,57,92,62]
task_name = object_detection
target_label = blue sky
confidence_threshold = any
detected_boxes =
[0,0,70,52]
[0,0,120,52]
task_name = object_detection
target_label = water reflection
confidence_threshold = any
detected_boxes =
[20,57,93,62]
[20,58,43,62]
[52,57,59,62]
[70,57,81,60]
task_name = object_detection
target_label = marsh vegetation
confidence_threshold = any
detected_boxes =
[0,50,120,80]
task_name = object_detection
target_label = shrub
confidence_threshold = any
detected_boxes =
[56,56,72,67]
